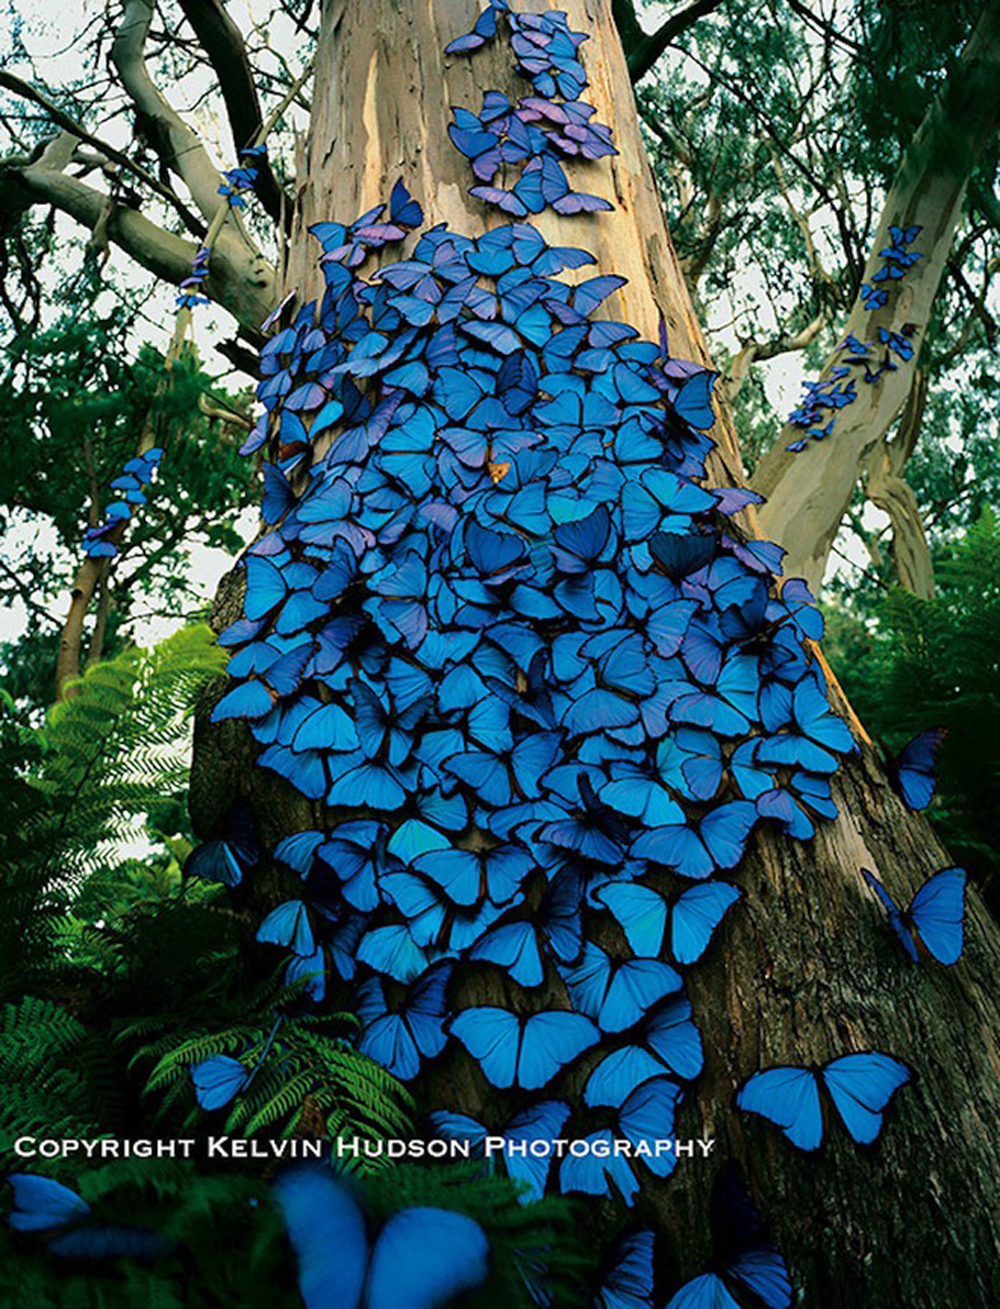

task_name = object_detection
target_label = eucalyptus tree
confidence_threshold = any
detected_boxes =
[0,4,997,1308]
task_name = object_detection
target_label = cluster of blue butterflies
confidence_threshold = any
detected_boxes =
[785,224,922,452]
[446,0,616,218]
[82,446,164,559]
[218,143,268,210]
[176,244,213,310]
[55,3,970,1305]
[860,223,922,311]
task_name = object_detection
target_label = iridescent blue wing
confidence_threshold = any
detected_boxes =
[664,1273,739,1309]
[518,1010,600,1089]
[560,1130,639,1205]
[594,1228,655,1309]
[619,1077,682,1178]
[861,868,916,961]
[908,866,966,965]
[736,1066,824,1151]
[451,1006,522,1088]
[504,1100,571,1202]
[596,882,668,958]
[644,997,703,1081]
[7,1174,90,1232]
[602,959,683,1034]
[668,882,742,966]
[273,1167,368,1309]
[892,728,946,811]
[256,900,315,956]
[822,1052,911,1145]
[191,1055,250,1111]
[585,1046,674,1108]
[469,920,544,986]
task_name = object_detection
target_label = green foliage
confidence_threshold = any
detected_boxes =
[0,624,226,996]
[0,997,120,1147]
[828,511,1000,900]
[0,275,255,712]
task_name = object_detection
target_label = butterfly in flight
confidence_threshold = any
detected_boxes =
[883,728,947,811]
[273,1165,489,1309]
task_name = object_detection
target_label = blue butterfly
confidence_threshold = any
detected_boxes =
[630,803,758,880]
[594,1228,655,1309]
[560,941,682,1032]
[256,899,316,956]
[355,965,452,1080]
[736,1052,911,1150]
[273,1167,489,1309]
[584,998,702,1107]
[559,1130,640,1205]
[886,728,946,811]
[450,1006,599,1089]
[665,1163,791,1309]
[6,1174,171,1262]
[190,1055,252,1111]
[191,1016,283,1110]
[618,1076,683,1178]
[862,866,966,965]
[429,1099,570,1203]
[183,808,257,886]
[597,881,742,965]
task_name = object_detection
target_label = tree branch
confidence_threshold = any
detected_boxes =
[615,0,727,84]
[0,70,206,237]
[752,0,1000,593]
[727,312,827,396]
[111,0,233,224]
[0,150,276,329]
[174,0,290,228]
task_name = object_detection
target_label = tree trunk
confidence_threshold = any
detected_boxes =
[192,2,1000,1305]
[752,0,1000,594]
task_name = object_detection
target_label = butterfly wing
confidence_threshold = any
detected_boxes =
[892,728,946,810]
[597,882,668,958]
[711,1163,792,1309]
[669,883,741,966]
[736,1066,824,1151]
[594,1228,655,1309]
[47,1224,171,1262]
[518,1010,600,1089]
[861,868,916,961]
[504,1100,571,1202]
[365,1207,489,1309]
[451,1007,521,1088]
[664,1274,740,1309]
[644,997,703,1081]
[619,1077,683,1178]
[908,866,967,965]
[822,1052,911,1145]
[7,1174,90,1231]
[273,1167,368,1309]
[191,1055,250,1110]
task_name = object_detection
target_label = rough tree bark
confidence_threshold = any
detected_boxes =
[190,2,1000,1305]
[752,0,1000,594]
